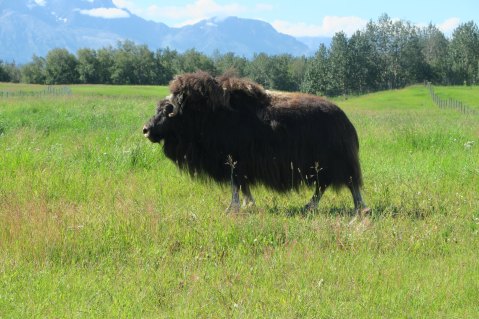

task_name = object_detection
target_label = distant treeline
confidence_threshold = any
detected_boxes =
[1,15,478,97]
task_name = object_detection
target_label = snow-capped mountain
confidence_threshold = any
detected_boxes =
[0,0,328,63]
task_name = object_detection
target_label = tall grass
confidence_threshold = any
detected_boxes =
[0,84,478,317]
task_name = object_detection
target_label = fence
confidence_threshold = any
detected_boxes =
[425,82,477,115]
[0,86,72,98]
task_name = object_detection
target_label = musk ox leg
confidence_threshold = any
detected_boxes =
[241,182,255,207]
[226,180,241,213]
[303,183,326,212]
[349,184,370,215]
[226,181,254,213]
[225,155,241,213]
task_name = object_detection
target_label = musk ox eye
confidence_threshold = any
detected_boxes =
[156,99,176,116]
[164,103,174,115]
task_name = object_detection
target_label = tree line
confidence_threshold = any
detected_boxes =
[1,15,478,97]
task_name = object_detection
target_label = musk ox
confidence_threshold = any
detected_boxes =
[143,71,368,214]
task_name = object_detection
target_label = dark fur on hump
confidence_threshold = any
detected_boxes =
[169,71,226,111]
[159,71,363,193]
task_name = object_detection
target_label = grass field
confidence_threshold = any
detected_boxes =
[432,85,479,110]
[0,83,478,318]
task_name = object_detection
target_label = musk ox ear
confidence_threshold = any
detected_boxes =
[168,74,190,117]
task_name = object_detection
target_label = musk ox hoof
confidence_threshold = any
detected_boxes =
[242,200,255,208]
[349,207,372,226]
[357,207,372,217]
[301,197,320,213]
[225,202,241,214]
[349,215,372,232]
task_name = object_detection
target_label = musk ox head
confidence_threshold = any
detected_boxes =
[143,98,177,143]
[143,71,231,143]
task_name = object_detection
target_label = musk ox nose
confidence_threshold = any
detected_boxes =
[143,125,150,137]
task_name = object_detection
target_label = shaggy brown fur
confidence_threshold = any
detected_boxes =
[144,71,368,213]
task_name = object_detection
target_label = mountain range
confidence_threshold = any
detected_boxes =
[0,0,331,63]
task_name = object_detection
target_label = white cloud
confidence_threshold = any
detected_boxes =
[79,7,130,19]
[113,0,271,26]
[34,0,47,6]
[437,17,461,35]
[272,16,368,37]
[112,0,137,11]
[142,0,242,26]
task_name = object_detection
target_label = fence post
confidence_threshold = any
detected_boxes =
[428,83,478,115]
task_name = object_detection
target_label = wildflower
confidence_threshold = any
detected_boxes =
[464,141,475,149]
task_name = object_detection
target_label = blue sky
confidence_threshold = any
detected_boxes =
[109,0,478,36]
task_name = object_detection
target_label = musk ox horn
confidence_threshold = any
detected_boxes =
[168,105,180,118]
[168,93,184,117]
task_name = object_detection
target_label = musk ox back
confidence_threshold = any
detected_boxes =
[143,71,368,214]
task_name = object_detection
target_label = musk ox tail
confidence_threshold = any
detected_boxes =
[326,109,363,191]
[343,117,363,188]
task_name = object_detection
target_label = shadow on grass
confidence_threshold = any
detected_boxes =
[369,203,431,220]
[265,202,431,220]
[266,204,356,218]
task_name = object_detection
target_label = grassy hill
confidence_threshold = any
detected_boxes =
[0,84,478,317]
[432,85,479,110]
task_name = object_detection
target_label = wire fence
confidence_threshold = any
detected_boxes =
[0,86,72,98]
[425,82,477,115]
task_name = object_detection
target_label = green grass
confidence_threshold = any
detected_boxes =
[0,83,45,90]
[432,85,479,109]
[1,84,478,317]
[0,83,56,95]
[0,82,169,97]
[70,84,169,97]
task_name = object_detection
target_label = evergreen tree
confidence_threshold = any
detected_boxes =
[449,21,479,85]
[0,60,10,82]
[420,24,450,83]
[301,44,329,95]
[347,31,379,94]
[328,32,349,96]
